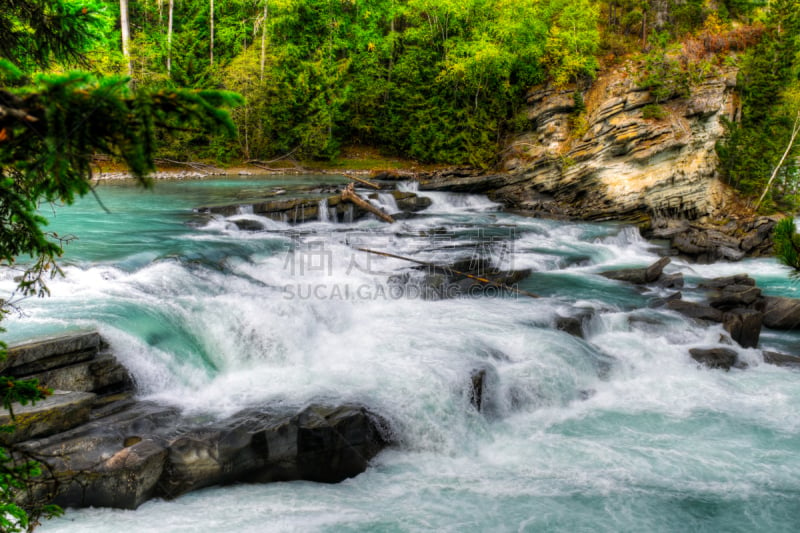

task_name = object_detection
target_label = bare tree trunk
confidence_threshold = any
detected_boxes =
[385,0,394,102]
[260,1,268,81]
[120,0,133,76]
[756,110,800,210]
[210,0,215,67]
[641,11,647,48]
[167,0,174,75]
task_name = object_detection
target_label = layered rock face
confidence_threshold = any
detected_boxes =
[498,66,740,220]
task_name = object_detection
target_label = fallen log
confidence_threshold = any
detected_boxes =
[342,184,396,223]
[355,247,539,298]
[346,174,381,190]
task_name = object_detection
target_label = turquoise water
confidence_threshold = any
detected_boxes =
[2,177,799,532]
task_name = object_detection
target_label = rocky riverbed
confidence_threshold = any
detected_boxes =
[4,256,800,513]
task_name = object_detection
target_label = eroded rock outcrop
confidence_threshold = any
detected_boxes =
[498,66,739,221]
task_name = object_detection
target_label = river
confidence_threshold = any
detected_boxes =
[2,176,799,532]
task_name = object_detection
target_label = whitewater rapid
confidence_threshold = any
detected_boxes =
[1,177,797,532]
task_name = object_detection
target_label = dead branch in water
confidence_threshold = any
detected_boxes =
[355,247,540,298]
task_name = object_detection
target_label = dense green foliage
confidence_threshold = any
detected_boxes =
[717,0,800,210]
[96,0,796,173]
[773,217,800,274]
[98,0,603,165]
[0,1,239,530]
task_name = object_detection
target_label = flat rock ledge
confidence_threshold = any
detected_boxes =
[196,189,431,226]
[3,332,390,510]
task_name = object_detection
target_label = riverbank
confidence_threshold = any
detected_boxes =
[90,146,446,181]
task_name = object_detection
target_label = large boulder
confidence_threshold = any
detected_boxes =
[23,402,180,510]
[763,296,800,330]
[722,309,763,349]
[22,402,389,510]
[600,257,671,284]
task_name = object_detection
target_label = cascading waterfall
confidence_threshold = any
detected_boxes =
[374,192,399,214]
[317,197,330,223]
[3,177,796,533]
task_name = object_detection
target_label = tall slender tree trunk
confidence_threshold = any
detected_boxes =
[210,0,215,67]
[260,1,268,81]
[167,0,174,75]
[756,110,800,210]
[120,0,133,76]
[385,0,394,102]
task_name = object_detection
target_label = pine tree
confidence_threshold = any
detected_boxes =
[773,217,800,274]
[0,2,241,530]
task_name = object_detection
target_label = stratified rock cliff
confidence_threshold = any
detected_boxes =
[497,65,740,221]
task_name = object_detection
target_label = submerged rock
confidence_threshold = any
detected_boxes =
[390,257,531,299]
[555,316,585,338]
[469,369,487,412]
[367,190,432,212]
[762,351,800,368]
[689,347,740,370]
[666,300,724,322]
